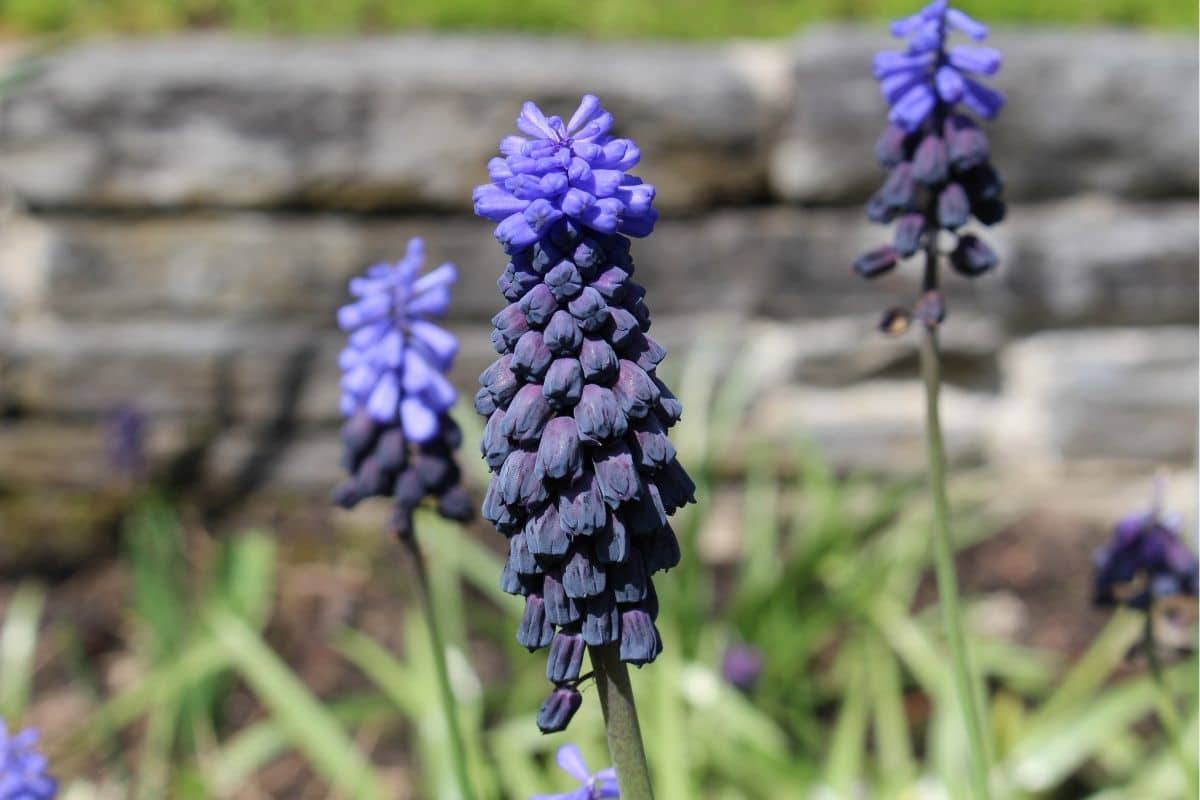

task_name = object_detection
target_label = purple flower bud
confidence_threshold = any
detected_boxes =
[508,532,540,575]
[893,213,926,257]
[575,384,628,445]
[526,503,570,559]
[437,485,473,521]
[558,472,608,537]
[606,307,640,349]
[580,337,619,382]
[481,409,512,470]
[880,162,917,210]
[874,124,910,167]
[501,384,553,443]
[512,330,553,380]
[612,360,660,420]
[721,644,764,692]
[611,550,648,603]
[945,115,990,168]
[854,246,899,279]
[583,592,620,646]
[518,594,555,650]
[543,358,585,408]
[950,234,998,277]
[544,309,583,356]
[643,524,682,574]
[912,134,948,185]
[538,416,583,481]
[546,631,587,683]
[597,515,631,564]
[1094,496,1198,610]
[543,573,583,625]
[545,262,584,301]
[593,442,640,506]
[568,287,609,333]
[563,548,608,598]
[536,686,583,733]
[491,303,531,350]
[481,354,519,405]
[619,609,661,665]
[498,449,547,508]
[973,197,1006,226]
[519,283,559,327]
[630,416,676,469]
[592,266,630,301]
[937,182,970,229]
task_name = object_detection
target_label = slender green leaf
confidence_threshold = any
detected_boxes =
[0,582,45,721]
[206,607,388,800]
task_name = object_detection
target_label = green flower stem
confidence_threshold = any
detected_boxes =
[590,643,655,800]
[401,532,475,800]
[1143,613,1199,797]
[919,324,993,800]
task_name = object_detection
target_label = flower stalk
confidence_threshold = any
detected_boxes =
[400,531,475,800]
[919,314,992,800]
[1142,613,1199,798]
[590,643,655,800]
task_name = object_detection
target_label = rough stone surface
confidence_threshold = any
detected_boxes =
[0,31,1195,556]
[0,30,1191,213]
[10,198,1195,329]
[995,327,1199,465]
[773,27,1198,204]
[0,35,787,212]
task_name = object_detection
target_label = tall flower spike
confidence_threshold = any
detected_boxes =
[475,96,695,733]
[860,0,1006,328]
[0,720,57,800]
[333,238,472,538]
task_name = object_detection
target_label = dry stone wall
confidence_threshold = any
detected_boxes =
[0,28,1195,561]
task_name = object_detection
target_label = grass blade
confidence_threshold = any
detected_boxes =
[206,607,388,800]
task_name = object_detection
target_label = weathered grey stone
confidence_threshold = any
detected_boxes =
[995,327,1198,465]
[752,381,995,473]
[25,197,1198,329]
[1,319,501,423]
[0,35,787,212]
[773,26,1198,204]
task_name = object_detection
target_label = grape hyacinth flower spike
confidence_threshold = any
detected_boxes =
[333,237,471,536]
[0,720,57,800]
[531,744,619,800]
[858,0,1006,333]
[475,95,694,798]
[1093,479,1200,796]
[852,4,1006,797]
[1093,504,1199,613]
[332,237,475,799]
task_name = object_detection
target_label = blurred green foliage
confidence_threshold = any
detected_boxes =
[0,0,1193,37]
[4,334,1196,798]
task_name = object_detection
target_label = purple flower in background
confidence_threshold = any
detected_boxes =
[104,404,148,478]
[858,1,1007,331]
[0,720,57,800]
[721,643,764,693]
[874,0,1003,132]
[333,238,472,538]
[1094,508,1198,611]
[473,95,658,254]
[337,238,459,441]
[531,744,619,800]
[474,96,695,733]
